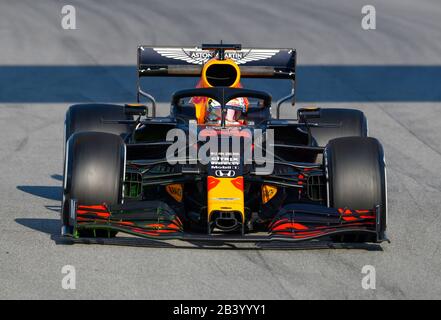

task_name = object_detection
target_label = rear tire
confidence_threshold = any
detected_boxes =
[65,104,131,142]
[325,137,387,242]
[305,108,368,147]
[62,132,125,238]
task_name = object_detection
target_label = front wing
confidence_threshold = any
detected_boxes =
[65,199,388,244]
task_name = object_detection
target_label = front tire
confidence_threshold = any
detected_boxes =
[62,132,125,237]
[325,137,387,242]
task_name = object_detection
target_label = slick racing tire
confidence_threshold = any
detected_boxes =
[62,132,125,238]
[325,137,387,242]
[304,108,368,147]
[65,104,131,142]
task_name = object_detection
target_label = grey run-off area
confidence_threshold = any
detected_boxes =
[0,0,440,299]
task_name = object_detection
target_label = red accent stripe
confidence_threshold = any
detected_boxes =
[272,222,309,231]
[230,177,244,191]
[78,205,108,211]
[207,176,221,191]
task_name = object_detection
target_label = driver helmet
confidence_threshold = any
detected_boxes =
[205,97,247,125]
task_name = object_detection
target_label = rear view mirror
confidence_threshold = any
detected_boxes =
[124,103,148,116]
[298,107,321,121]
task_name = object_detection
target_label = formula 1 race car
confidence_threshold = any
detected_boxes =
[61,43,388,247]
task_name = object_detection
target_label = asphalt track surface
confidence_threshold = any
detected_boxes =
[1,0,441,299]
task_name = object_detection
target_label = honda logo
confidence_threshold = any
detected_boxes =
[215,170,236,177]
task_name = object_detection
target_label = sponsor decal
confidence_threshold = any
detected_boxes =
[153,47,280,65]
[166,184,183,202]
[215,170,236,177]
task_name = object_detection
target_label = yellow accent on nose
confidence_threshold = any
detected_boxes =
[207,176,244,222]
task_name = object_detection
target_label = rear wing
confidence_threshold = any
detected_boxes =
[136,44,297,118]
[137,45,296,79]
